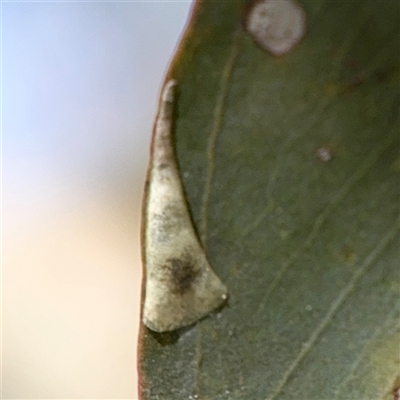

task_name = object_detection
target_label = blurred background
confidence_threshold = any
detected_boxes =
[2,2,192,398]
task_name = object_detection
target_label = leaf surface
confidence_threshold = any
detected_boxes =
[139,1,400,399]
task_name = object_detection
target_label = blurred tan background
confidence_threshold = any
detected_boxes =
[2,2,192,398]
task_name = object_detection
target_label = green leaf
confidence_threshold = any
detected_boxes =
[139,0,400,398]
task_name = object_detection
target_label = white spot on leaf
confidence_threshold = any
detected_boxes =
[245,0,306,56]
[316,146,333,162]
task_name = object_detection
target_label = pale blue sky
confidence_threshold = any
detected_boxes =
[2,2,192,398]
[3,1,191,211]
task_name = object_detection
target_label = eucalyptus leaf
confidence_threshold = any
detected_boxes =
[138,0,400,399]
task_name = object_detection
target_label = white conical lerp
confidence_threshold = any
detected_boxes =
[142,80,228,332]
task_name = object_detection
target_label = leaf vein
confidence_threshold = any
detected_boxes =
[254,128,398,317]
[265,218,400,400]
[333,303,400,399]
[200,31,242,247]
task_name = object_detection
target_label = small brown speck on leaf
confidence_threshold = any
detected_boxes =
[341,73,367,94]
[343,245,355,262]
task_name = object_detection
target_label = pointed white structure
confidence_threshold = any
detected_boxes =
[142,80,228,332]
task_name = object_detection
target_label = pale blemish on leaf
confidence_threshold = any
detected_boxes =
[316,146,333,162]
[244,0,306,56]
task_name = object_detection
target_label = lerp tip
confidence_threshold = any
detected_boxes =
[162,79,177,103]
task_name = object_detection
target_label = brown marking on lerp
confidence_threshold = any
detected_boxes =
[163,256,200,295]
[393,376,400,400]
